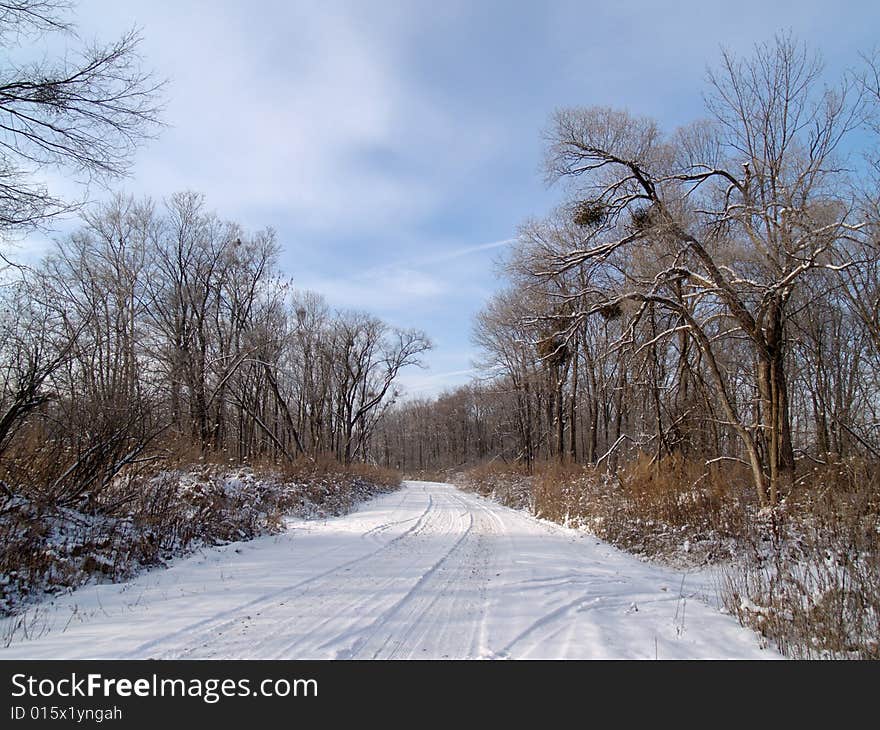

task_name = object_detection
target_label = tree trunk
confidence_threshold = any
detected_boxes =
[569,333,578,462]
[556,369,565,463]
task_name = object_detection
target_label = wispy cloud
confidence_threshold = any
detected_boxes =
[413,238,516,266]
[294,236,514,313]
[296,266,447,312]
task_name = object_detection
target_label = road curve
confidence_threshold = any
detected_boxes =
[0,482,776,659]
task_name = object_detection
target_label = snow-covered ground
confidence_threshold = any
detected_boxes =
[1,481,778,659]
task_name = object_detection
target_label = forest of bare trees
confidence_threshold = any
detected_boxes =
[1,191,430,507]
[380,36,880,509]
[374,37,880,657]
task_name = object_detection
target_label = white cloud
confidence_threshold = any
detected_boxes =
[292,235,515,314]
[72,1,508,236]
[408,238,516,267]
[297,265,447,312]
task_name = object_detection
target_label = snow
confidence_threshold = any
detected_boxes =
[0,482,778,659]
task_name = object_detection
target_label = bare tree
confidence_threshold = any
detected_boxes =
[329,312,430,463]
[0,275,76,458]
[531,35,865,505]
[0,0,163,236]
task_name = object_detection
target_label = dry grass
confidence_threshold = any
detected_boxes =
[401,467,458,483]
[455,461,533,511]
[459,453,880,659]
[277,456,402,515]
[461,454,752,564]
[720,458,880,659]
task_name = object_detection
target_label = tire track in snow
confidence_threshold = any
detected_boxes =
[331,509,475,659]
[244,488,462,659]
[378,491,499,659]
[335,490,498,659]
[156,485,464,659]
[250,485,470,659]
[126,489,436,658]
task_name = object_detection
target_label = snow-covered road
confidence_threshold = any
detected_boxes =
[1,482,777,659]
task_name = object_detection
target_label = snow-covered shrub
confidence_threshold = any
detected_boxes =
[721,459,880,659]
[455,461,533,511]
[0,460,401,617]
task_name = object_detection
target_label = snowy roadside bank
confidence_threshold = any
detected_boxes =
[1,462,400,625]
[453,463,879,659]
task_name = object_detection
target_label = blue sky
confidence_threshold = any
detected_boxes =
[14,0,880,396]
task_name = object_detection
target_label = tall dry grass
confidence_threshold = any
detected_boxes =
[459,453,880,659]
[462,454,752,563]
[721,458,880,659]
[455,461,533,511]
